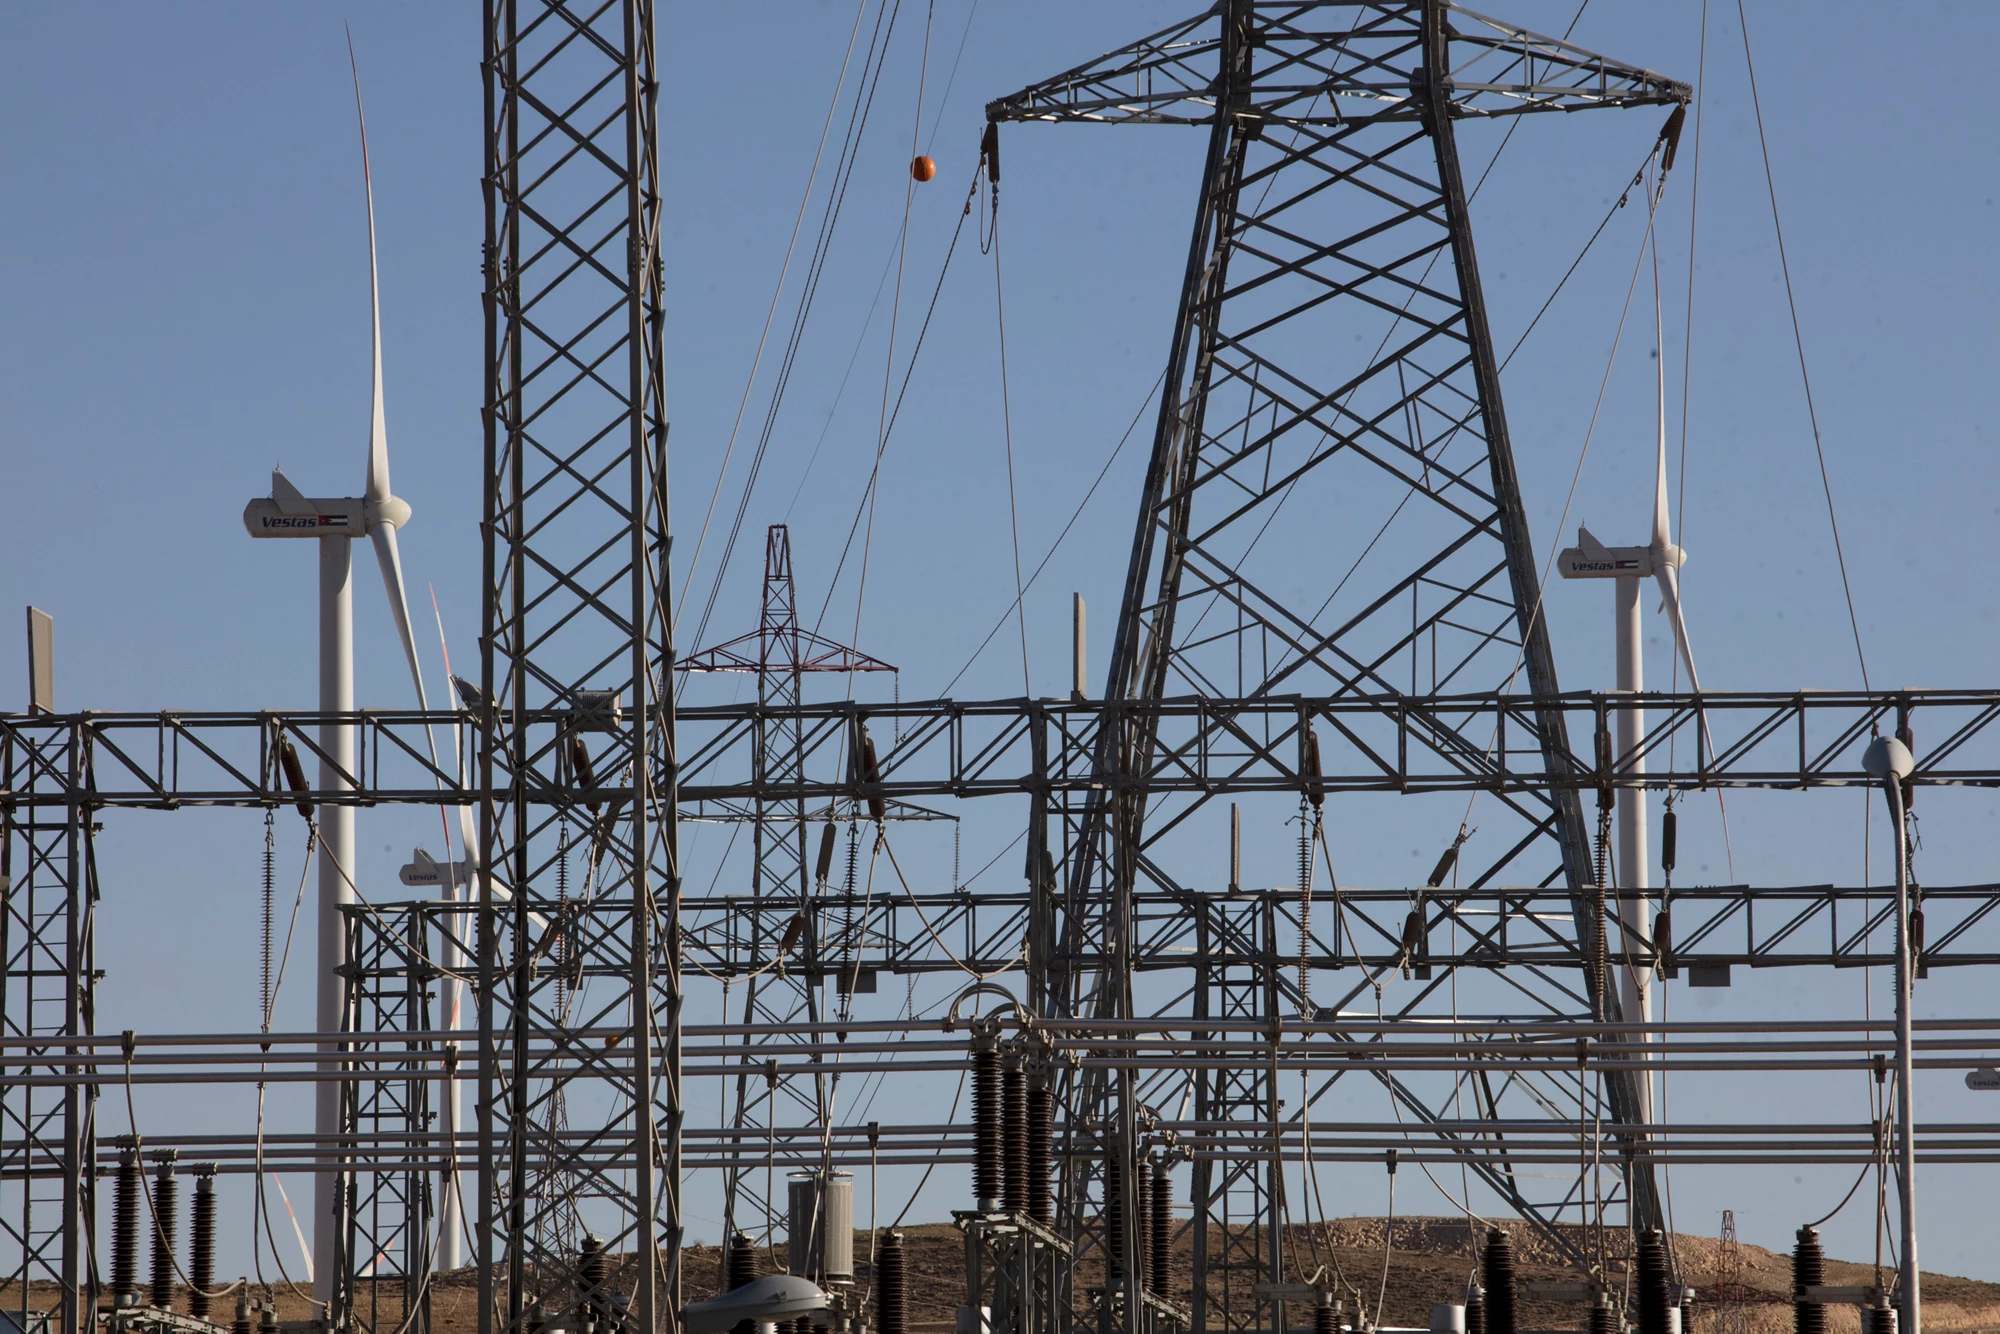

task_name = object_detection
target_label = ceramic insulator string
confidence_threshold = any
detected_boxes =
[1001,1049,1027,1216]
[1483,1229,1516,1334]
[188,1169,217,1318]
[970,1043,1001,1212]
[149,1159,178,1310]
[111,1147,140,1307]
[876,1231,907,1334]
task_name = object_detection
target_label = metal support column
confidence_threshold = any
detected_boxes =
[1,720,96,1334]
[481,2,676,1331]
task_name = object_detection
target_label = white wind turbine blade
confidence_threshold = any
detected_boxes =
[1652,559,1701,694]
[1651,413,1673,558]
[1653,443,1734,874]
[429,594,538,922]
[347,36,450,844]
[1647,231,1696,692]
[1646,188,1733,877]
[1650,240,1676,565]
[372,523,431,712]
[347,49,431,745]
[346,37,428,722]
[428,588,481,868]
[349,32,391,509]
[1649,385,1697,687]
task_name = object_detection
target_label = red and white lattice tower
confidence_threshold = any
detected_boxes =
[684,525,894,1242]
[1714,1210,1749,1334]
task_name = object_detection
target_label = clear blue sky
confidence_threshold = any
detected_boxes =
[4,0,1999,1286]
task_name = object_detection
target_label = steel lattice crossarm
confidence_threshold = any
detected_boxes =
[679,689,2000,801]
[671,882,2000,977]
[6,688,2000,807]
[983,1,1687,127]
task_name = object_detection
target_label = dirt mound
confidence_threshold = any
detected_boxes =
[25,1218,1992,1334]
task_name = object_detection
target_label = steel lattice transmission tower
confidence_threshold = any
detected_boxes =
[1713,1210,1749,1334]
[480,3,677,1334]
[989,2,1688,1328]
[0,724,96,1334]
[683,524,893,1244]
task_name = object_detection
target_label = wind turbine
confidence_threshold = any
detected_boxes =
[240,51,447,1298]
[1557,294,1705,1112]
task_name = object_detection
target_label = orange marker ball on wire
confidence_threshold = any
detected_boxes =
[910,154,936,183]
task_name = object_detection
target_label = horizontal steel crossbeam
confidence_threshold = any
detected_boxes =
[7,689,1996,806]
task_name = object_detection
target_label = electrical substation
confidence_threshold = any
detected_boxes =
[5,8,1998,1334]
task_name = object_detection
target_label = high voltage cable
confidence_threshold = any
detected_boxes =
[788,0,984,536]
[934,367,1165,696]
[680,0,884,640]
[845,0,936,699]
[776,2,981,531]
[1661,0,1708,1250]
[992,200,1032,695]
[695,0,912,656]
[811,161,981,636]
[1736,0,1872,694]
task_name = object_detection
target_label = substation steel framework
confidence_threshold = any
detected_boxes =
[339,905,444,1334]
[9,6,2000,1334]
[481,3,676,1334]
[0,727,97,1334]
[987,3,1688,1332]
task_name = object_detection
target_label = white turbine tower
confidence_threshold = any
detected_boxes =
[241,54,448,1298]
[1558,316,1704,1112]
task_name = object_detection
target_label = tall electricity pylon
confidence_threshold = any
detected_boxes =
[683,525,894,1245]
[990,3,1689,1328]
[480,3,676,1333]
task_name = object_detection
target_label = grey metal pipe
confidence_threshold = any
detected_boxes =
[1887,777,1920,1334]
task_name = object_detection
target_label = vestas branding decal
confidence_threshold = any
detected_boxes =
[259,514,350,530]
[1566,559,1639,572]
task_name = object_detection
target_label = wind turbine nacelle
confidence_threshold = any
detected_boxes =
[400,848,477,890]
[1557,543,1653,579]
[1556,524,1673,580]
[243,496,367,538]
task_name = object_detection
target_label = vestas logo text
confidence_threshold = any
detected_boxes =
[1566,560,1638,572]
[259,515,349,530]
